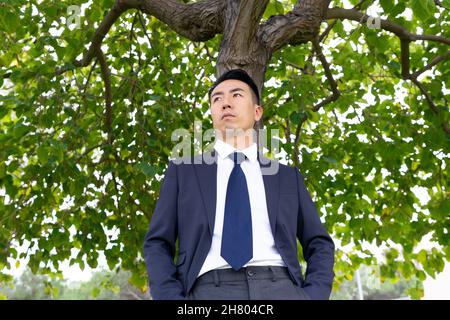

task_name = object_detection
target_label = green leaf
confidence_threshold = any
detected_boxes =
[52,141,65,163]
[13,123,32,139]
[428,197,450,220]
[87,256,98,269]
[7,160,19,173]
[148,94,162,101]
[411,0,436,21]
[0,162,6,178]
[417,250,427,265]
[405,287,424,300]
[37,145,49,164]
[92,287,100,298]
[263,0,284,18]
[379,0,395,13]
[129,272,147,292]
[134,162,158,177]
[444,246,450,260]
[442,0,450,9]
[322,156,337,165]
[0,10,20,33]
[289,111,301,124]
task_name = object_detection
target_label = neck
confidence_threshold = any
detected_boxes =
[216,129,254,150]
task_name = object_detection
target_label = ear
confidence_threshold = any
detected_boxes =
[254,105,263,122]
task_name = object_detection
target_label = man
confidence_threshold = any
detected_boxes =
[143,69,335,300]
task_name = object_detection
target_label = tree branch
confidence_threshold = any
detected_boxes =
[258,0,330,54]
[318,19,337,43]
[138,0,225,41]
[65,0,225,71]
[326,8,450,135]
[311,38,340,112]
[400,48,450,133]
[96,50,113,145]
[403,50,450,135]
[216,0,271,85]
[434,0,450,9]
[137,12,175,118]
[326,8,450,45]
[409,77,439,113]
[319,0,368,43]
[75,142,109,164]
[224,0,270,56]
[409,75,450,134]
[82,60,98,96]
[293,113,308,168]
[407,72,450,134]
[75,0,131,68]
[410,50,450,80]
[400,39,410,79]
[72,0,222,134]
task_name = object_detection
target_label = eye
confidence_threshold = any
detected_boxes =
[213,96,222,103]
[233,93,242,98]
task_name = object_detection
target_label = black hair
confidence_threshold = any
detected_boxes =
[208,69,260,105]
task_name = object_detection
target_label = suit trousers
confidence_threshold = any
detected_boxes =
[186,266,311,300]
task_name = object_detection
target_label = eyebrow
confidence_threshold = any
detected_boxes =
[211,87,246,99]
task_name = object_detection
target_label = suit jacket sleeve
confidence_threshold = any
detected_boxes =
[295,168,335,300]
[143,161,185,300]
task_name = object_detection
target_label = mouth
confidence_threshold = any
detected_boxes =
[222,114,236,120]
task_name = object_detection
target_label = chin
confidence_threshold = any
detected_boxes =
[224,127,244,134]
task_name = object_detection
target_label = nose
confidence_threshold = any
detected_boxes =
[221,95,232,109]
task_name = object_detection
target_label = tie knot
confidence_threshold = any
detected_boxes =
[230,152,246,165]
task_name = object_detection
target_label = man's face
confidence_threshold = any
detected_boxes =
[210,79,263,137]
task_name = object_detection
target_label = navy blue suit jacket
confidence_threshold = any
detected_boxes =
[143,151,335,300]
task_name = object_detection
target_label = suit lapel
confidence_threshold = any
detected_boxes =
[193,151,217,236]
[194,150,280,237]
[258,152,280,235]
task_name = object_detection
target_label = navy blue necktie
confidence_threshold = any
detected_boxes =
[221,152,253,270]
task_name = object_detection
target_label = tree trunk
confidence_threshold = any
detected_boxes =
[216,0,270,93]
[216,0,330,95]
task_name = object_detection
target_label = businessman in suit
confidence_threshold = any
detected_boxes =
[143,69,335,300]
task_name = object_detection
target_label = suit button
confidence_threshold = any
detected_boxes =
[247,270,255,277]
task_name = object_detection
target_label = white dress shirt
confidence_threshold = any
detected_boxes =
[198,138,285,277]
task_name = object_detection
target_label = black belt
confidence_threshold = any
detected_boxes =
[196,266,292,286]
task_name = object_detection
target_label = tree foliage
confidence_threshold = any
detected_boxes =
[0,268,149,299]
[0,0,449,299]
[330,264,423,300]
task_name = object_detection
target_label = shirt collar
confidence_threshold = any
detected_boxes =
[214,138,258,163]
